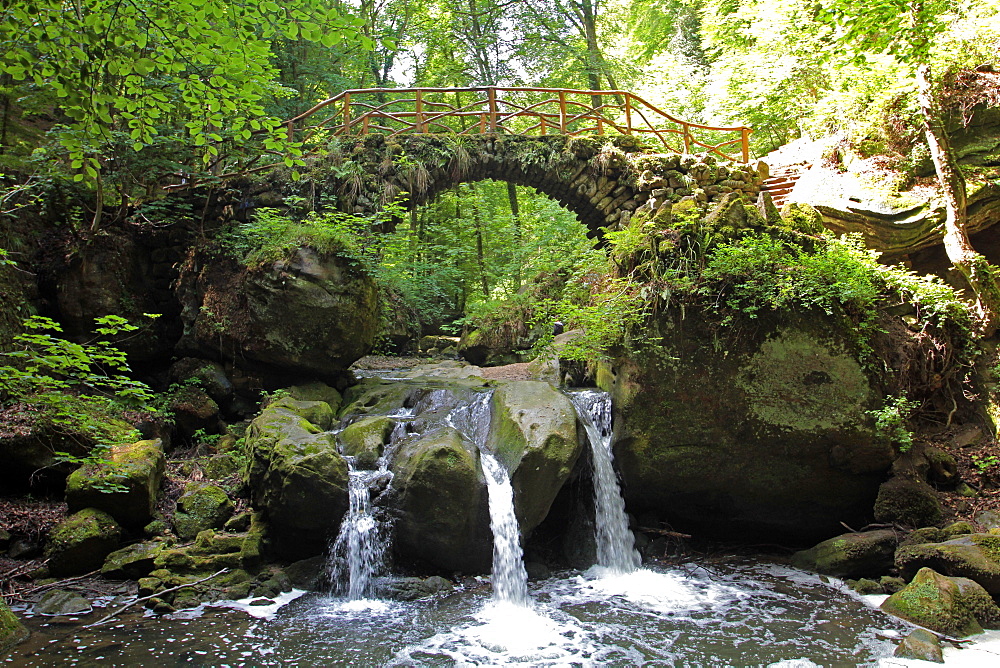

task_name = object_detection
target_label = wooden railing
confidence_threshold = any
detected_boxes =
[284,87,752,163]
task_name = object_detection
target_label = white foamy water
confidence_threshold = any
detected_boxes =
[479,450,531,607]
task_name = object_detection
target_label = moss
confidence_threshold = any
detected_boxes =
[339,416,394,469]
[173,482,234,539]
[45,508,122,576]
[266,397,335,430]
[65,439,165,528]
[287,381,342,414]
[944,521,975,539]
[875,477,942,526]
[881,567,983,637]
[0,597,28,653]
[101,540,166,578]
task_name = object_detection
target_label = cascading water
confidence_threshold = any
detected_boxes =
[569,389,641,573]
[446,391,530,606]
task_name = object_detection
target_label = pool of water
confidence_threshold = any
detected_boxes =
[4,560,912,667]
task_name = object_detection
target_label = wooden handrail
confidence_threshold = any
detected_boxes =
[281,87,752,163]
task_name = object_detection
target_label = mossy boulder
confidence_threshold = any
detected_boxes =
[791,529,898,578]
[881,567,999,637]
[287,381,343,414]
[895,534,1000,594]
[339,416,395,469]
[265,397,335,431]
[173,482,234,539]
[45,508,122,576]
[101,540,167,579]
[874,477,942,527]
[0,598,27,653]
[246,401,348,559]
[168,358,234,404]
[612,309,891,541]
[177,247,378,376]
[391,426,491,572]
[894,629,944,663]
[487,381,581,533]
[65,439,166,529]
[168,386,221,437]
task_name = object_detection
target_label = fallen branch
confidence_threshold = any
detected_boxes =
[17,568,98,597]
[638,527,692,539]
[85,569,228,628]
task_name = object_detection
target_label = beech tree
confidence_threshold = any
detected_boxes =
[817,0,1000,334]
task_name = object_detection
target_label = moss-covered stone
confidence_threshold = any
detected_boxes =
[874,477,942,527]
[339,416,394,469]
[848,578,883,594]
[894,629,944,663]
[65,439,166,528]
[487,382,581,533]
[0,597,28,653]
[266,397,335,431]
[392,426,491,572]
[791,530,898,578]
[45,508,122,576]
[944,521,975,539]
[173,482,234,539]
[101,540,166,579]
[35,589,92,616]
[612,308,890,541]
[896,534,1000,595]
[246,401,348,560]
[168,386,220,437]
[881,568,983,637]
[881,576,907,594]
[900,527,946,548]
[287,381,343,414]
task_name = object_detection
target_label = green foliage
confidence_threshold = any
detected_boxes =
[867,394,918,452]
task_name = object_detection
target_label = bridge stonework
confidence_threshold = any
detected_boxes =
[310,134,766,235]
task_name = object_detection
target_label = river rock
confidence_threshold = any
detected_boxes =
[266,397,335,431]
[65,439,166,529]
[45,508,122,577]
[0,598,27,652]
[101,540,167,579]
[391,426,491,572]
[487,381,581,532]
[246,400,349,560]
[612,309,892,541]
[173,482,234,539]
[177,246,378,377]
[287,381,343,413]
[339,416,395,469]
[894,629,944,663]
[35,589,92,617]
[881,567,1000,637]
[791,529,898,578]
[895,534,1000,594]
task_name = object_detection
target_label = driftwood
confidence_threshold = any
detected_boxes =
[85,568,229,628]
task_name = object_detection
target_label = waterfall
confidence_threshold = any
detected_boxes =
[570,390,641,573]
[327,461,392,600]
[447,392,530,606]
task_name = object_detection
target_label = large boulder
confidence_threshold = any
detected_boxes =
[65,439,166,529]
[177,247,378,377]
[45,508,122,576]
[612,309,892,541]
[339,416,395,469]
[896,534,1000,595]
[391,426,492,572]
[874,477,942,527]
[487,382,582,533]
[791,529,899,578]
[246,400,349,559]
[173,482,234,539]
[881,567,1000,637]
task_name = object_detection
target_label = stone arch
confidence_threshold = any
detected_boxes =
[310,133,766,237]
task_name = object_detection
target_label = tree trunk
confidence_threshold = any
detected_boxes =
[506,181,521,289]
[917,64,1000,335]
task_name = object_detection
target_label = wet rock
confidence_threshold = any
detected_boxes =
[392,426,491,572]
[284,556,327,591]
[384,576,455,601]
[880,576,907,594]
[173,482,234,539]
[894,629,944,663]
[895,534,1000,595]
[488,381,582,533]
[35,590,92,617]
[265,397,335,431]
[65,439,166,529]
[791,529,898,578]
[847,578,883,595]
[0,598,28,652]
[176,247,378,377]
[338,416,395,469]
[249,598,272,606]
[612,309,891,542]
[287,381,343,413]
[45,508,121,577]
[101,541,166,579]
[882,567,1000,637]
[247,399,349,560]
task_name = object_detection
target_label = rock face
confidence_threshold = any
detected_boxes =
[392,426,492,572]
[177,247,378,377]
[612,309,892,542]
[896,534,1000,595]
[881,567,1000,637]
[791,529,899,578]
[487,382,581,532]
[65,439,166,529]
[246,398,349,559]
[45,508,122,577]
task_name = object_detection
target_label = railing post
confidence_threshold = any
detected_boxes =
[540,116,546,135]
[343,93,351,134]
[683,123,692,154]
[488,87,498,132]
[624,94,632,135]
[415,90,424,133]
[741,127,751,163]
[558,91,567,133]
